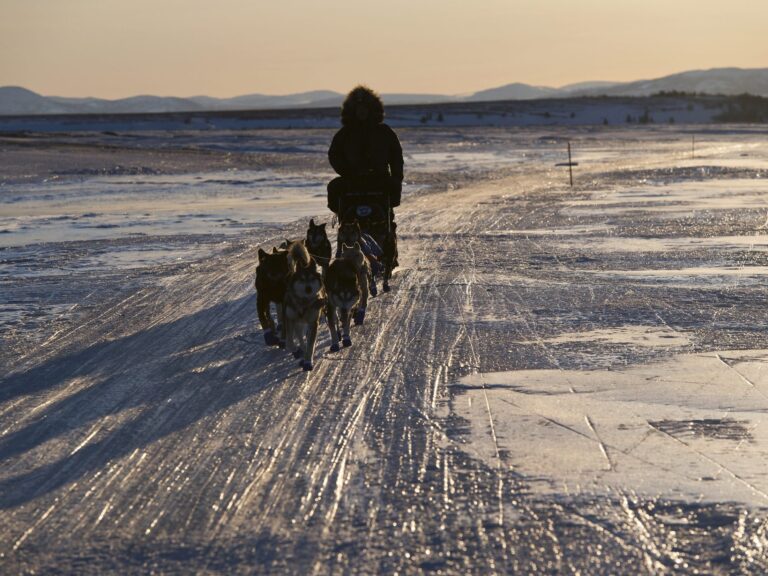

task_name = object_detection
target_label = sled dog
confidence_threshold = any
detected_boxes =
[255,247,290,346]
[336,221,362,257]
[305,219,332,272]
[336,220,381,296]
[324,252,362,350]
[338,242,370,325]
[283,258,325,371]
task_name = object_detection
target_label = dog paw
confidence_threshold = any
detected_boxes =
[330,343,340,352]
[292,348,303,359]
[353,309,366,325]
[382,282,391,293]
[370,283,378,297]
[342,337,352,347]
[264,330,280,346]
[302,361,313,371]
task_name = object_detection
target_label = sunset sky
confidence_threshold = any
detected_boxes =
[2,0,766,98]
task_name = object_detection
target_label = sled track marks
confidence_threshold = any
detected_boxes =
[5,145,768,572]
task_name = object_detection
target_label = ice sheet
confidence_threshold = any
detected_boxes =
[0,170,326,247]
[454,349,768,507]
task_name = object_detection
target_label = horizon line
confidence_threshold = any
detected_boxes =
[3,65,766,102]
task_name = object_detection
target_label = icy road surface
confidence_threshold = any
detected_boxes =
[3,127,768,573]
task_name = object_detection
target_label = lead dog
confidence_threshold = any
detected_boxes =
[283,258,325,371]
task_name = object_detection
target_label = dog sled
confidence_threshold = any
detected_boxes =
[336,186,398,292]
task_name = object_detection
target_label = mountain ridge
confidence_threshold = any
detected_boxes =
[2,67,767,116]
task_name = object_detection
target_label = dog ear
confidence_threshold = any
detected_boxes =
[320,222,326,229]
[258,248,267,261]
[272,246,279,253]
[353,242,362,251]
[309,218,315,228]
[341,243,352,251]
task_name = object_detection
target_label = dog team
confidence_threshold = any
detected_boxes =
[255,218,383,371]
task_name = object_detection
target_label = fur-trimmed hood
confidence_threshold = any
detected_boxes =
[341,85,384,127]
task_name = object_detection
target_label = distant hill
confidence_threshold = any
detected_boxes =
[467,82,558,102]
[0,86,74,115]
[188,90,343,111]
[574,68,768,97]
[558,81,622,94]
[3,68,768,116]
[0,87,205,115]
[75,95,204,114]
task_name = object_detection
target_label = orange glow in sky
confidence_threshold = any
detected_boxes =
[2,0,766,98]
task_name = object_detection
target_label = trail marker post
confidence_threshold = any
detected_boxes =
[555,142,578,187]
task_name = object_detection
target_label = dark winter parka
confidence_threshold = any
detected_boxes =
[328,86,404,183]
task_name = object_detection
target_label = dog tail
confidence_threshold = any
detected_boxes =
[288,240,311,271]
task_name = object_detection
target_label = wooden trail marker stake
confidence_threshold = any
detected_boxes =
[555,142,579,187]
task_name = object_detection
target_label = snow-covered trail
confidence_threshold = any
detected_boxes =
[3,131,768,573]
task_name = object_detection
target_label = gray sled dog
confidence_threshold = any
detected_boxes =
[284,257,325,371]
[324,248,363,350]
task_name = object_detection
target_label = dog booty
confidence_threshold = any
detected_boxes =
[353,308,366,325]
[264,330,280,346]
[330,342,340,353]
[302,361,313,371]
[342,336,352,347]
[370,281,378,297]
[293,348,304,359]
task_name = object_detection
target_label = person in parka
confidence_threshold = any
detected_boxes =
[327,85,404,215]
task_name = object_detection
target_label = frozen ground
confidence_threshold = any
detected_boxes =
[2,125,768,573]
